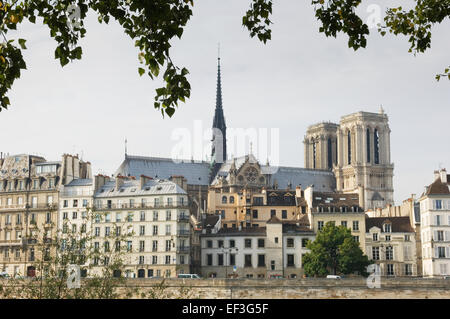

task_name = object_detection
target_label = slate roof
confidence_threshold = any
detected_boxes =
[365,216,415,233]
[115,155,211,186]
[312,192,361,210]
[424,178,450,196]
[94,178,186,197]
[66,178,93,187]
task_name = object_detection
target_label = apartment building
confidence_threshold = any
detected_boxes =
[92,175,190,278]
[365,216,418,276]
[419,169,450,277]
[0,153,90,277]
[200,215,314,278]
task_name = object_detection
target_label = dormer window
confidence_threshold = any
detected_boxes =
[373,233,378,241]
[383,223,391,233]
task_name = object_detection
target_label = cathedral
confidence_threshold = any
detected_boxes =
[115,57,394,213]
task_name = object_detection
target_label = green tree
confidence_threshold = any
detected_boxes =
[302,222,370,277]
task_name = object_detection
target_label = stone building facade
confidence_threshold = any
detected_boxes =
[419,169,450,277]
[92,175,191,278]
[304,110,394,210]
[0,154,90,277]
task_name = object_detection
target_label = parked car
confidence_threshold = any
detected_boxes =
[177,274,201,279]
[326,275,341,279]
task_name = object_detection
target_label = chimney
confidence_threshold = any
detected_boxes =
[115,175,125,190]
[94,175,109,192]
[73,156,80,180]
[440,168,447,184]
[434,170,440,181]
[296,186,302,198]
[140,175,152,189]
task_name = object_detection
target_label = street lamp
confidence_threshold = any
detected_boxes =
[222,247,238,279]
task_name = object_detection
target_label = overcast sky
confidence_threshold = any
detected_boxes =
[1,0,449,205]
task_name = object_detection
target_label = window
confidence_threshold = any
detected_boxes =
[318,221,324,231]
[405,264,412,276]
[229,240,235,248]
[372,247,380,260]
[282,210,287,219]
[229,196,235,204]
[63,200,68,208]
[140,211,146,221]
[373,233,378,241]
[140,225,145,236]
[252,210,258,219]
[127,241,132,252]
[72,211,77,219]
[230,254,236,266]
[274,237,279,244]
[105,227,110,236]
[386,246,393,260]
[165,240,171,252]
[437,247,446,258]
[207,254,213,266]
[435,200,443,210]
[341,221,347,227]
[386,264,394,276]
[244,254,252,267]
[222,196,227,204]
[152,256,157,265]
[385,235,391,241]
[218,254,224,266]
[140,241,145,252]
[153,211,158,221]
[152,240,158,252]
[73,200,78,207]
[166,211,171,221]
[435,215,441,226]
[287,238,294,248]
[270,210,276,217]
[404,235,410,241]
[301,238,309,248]
[287,254,295,267]
[165,255,171,265]
[206,240,213,248]
[153,225,158,236]
[245,239,252,248]
[257,254,265,267]
[218,240,224,248]
[258,239,265,248]
[352,221,359,231]
[383,223,391,233]
[82,199,88,207]
[139,256,144,265]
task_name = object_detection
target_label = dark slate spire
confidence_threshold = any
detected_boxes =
[210,54,227,181]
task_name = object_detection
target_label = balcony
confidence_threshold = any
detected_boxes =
[0,239,22,247]
[177,230,190,236]
[176,246,190,253]
[177,215,190,222]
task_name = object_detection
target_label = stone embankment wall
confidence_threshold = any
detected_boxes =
[119,278,450,299]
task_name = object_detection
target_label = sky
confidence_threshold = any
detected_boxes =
[1,0,449,205]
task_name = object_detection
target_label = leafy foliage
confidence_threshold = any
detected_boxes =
[311,0,450,81]
[0,0,275,116]
[302,222,370,277]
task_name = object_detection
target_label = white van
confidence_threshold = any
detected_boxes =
[177,274,201,279]
[326,275,341,279]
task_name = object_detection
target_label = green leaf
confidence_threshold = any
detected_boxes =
[138,68,145,76]
[18,39,27,50]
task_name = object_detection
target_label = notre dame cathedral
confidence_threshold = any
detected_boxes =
[115,57,394,212]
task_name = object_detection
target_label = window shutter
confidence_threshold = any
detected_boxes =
[435,247,439,258]
[446,247,450,259]
[446,231,450,242]
[434,231,438,241]
[433,215,438,226]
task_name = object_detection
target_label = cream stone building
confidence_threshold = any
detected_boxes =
[0,153,90,277]
[304,110,394,210]
[92,175,190,278]
[419,169,450,277]
[200,215,314,278]
[365,216,418,276]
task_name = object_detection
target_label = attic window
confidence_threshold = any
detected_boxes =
[145,187,150,191]
[100,189,104,193]
[156,186,162,191]
[120,189,125,192]
[340,198,346,201]
[130,188,136,192]
[110,189,114,192]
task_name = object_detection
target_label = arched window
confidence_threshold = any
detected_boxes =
[374,129,380,164]
[222,196,227,204]
[347,131,352,165]
[229,196,234,204]
[327,137,333,169]
[366,128,371,163]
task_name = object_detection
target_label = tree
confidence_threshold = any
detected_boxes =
[0,1,447,116]
[302,222,370,277]
[0,209,135,299]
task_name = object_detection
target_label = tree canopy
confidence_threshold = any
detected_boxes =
[302,222,371,277]
[0,0,447,116]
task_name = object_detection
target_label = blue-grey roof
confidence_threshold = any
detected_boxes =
[94,179,187,197]
[115,155,211,186]
[66,178,93,187]
[212,154,335,192]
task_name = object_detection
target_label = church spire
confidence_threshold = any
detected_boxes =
[210,49,227,181]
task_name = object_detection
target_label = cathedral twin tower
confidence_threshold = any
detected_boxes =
[304,110,394,210]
